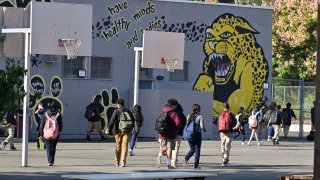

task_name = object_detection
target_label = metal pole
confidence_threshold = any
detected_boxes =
[22,32,30,167]
[314,1,320,178]
[133,47,142,106]
[299,80,304,138]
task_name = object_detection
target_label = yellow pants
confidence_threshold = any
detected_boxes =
[114,131,131,166]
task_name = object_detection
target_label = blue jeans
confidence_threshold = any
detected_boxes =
[268,126,274,138]
[44,138,58,164]
[233,129,245,142]
[129,134,138,150]
[184,139,202,168]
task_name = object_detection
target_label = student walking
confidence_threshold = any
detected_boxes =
[183,104,206,169]
[267,102,282,145]
[85,95,106,141]
[35,102,46,149]
[107,98,134,167]
[155,99,181,169]
[171,103,186,168]
[0,111,17,151]
[281,102,297,140]
[232,107,245,145]
[218,103,236,166]
[129,104,144,156]
[247,104,261,146]
[39,102,63,166]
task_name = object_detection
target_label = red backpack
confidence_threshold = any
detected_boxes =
[218,112,233,131]
[43,112,60,140]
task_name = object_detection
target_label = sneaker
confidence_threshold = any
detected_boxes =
[120,165,125,167]
[272,139,276,145]
[156,156,161,168]
[276,140,279,145]
[48,163,53,166]
[0,142,8,150]
[129,150,134,156]
[247,142,251,146]
[167,165,175,169]
[221,162,228,167]
[194,166,201,170]
[10,146,17,151]
[183,159,188,168]
[267,138,271,142]
[258,142,261,146]
[241,142,245,146]
[284,137,288,141]
[113,162,119,167]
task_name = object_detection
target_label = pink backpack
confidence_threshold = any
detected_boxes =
[43,112,60,140]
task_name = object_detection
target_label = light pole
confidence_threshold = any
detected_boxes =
[314,0,320,179]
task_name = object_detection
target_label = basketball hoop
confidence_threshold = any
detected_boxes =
[161,58,179,72]
[59,39,82,60]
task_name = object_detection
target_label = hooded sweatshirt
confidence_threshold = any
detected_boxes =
[159,106,181,140]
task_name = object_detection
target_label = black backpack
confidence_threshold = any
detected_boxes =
[155,111,173,135]
[84,103,97,120]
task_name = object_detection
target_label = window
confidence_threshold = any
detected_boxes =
[169,61,189,81]
[63,56,85,78]
[91,57,112,79]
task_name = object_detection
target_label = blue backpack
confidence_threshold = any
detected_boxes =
[183,116,199,141]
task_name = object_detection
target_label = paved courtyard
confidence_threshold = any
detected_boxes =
[0,138,314,180]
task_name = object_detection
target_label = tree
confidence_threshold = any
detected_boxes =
[0,59,26,121]
[263,0,317,81]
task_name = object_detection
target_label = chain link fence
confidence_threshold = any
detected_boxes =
[272,79,315,138]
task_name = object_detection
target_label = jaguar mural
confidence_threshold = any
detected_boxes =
[193,13,269,116]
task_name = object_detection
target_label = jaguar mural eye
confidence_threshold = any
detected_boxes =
[206,32,214,39]
[220,32,232,38]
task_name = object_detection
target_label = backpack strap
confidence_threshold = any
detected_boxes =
[54,113,60,119]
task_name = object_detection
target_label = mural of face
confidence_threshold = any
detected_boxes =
[194,13,269,116]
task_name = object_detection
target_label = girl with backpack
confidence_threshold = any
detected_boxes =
[248,104,261,146]
[39,102,63,166]
[129,104,144,156]
[182,104,206,169]
[232,107,245,145]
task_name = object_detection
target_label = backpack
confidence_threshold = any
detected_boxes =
[263,110,272,122]
[155,111,173,135]
[281,109,290,124]
[269,111,278,124]
[218,112,233,131]
[248,111,259,128]
[84,103,96,119]
[43,112,60,140]
[183,115,199,140]
[119,110,133,132]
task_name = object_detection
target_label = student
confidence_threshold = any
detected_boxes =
[155,99,181,169]
[39,102,63,166]
[183,104,206,169]
[129,104,144,156]
[107,98,134,167]
[281,102,297,140]
[218,103,236,166]
[232,107,245,145]
[0,111,17,151]
[35,102,46,149]
[85,95,106,141]
[171,103,186,168]
[267,102,282,145]
[247,104,261,146]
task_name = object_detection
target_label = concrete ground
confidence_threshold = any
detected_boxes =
[0,137,314,180]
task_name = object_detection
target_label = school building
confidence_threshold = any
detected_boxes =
[0,0,273,140]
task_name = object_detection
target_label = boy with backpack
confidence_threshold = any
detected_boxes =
[84,95,106,141]
[155,99,181,169]
[267,102,282,145]
[107,98,134,167]
[281,102,296,140]
[218,102,236,166]
[39,102,63,166]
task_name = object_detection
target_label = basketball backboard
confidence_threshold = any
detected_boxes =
[141,31,184,70]
[28,1,92,56]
